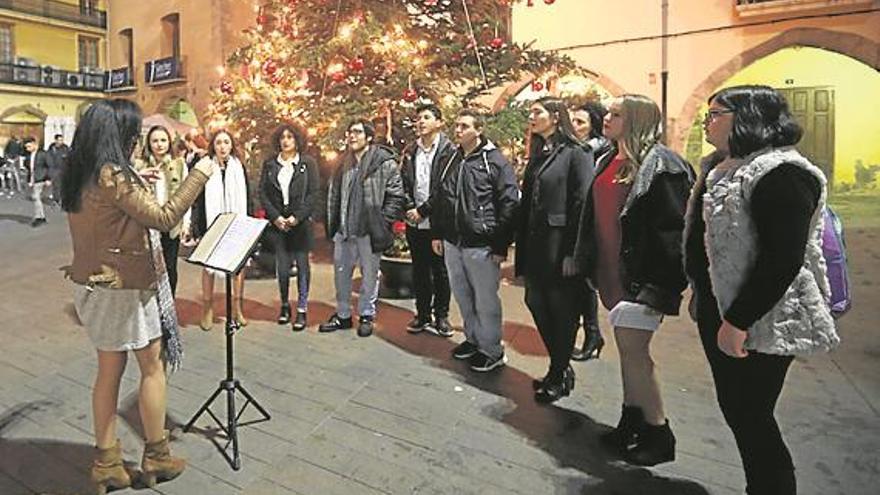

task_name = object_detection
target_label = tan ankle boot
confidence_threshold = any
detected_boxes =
[200,303,213,331]
[141,435,186,488]
[233,298,248,327]
[91,439,131,495]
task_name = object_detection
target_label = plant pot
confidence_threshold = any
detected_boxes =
[379,256,414,299]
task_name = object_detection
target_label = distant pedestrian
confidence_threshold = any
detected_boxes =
[24,136,50,227]
[47,133,70,204]
[685,85,840,495]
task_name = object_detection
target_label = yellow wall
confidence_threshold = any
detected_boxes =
[13,22,104,70]
[697,47,880,186]
[0,92,93,117]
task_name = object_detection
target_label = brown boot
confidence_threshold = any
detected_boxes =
[91,439,131,495]
[141,435,186,488]
[200,303,213,331]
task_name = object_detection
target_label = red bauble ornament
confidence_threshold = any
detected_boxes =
[531,80,544,91]
[402,88,419,103]
[220,80,234,94]
[348,58,365,72]
[489,37,504,50]
[256,14,268,26]
[269,73,283,85]
[450,52,463,64]
[262,60,278,76]
[424,0,438,6]
[330,71,346,83]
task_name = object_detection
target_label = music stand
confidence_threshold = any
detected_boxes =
[183,213,270,470]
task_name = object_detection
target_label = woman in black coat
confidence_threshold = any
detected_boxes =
[259,122,319,331]
[515,97,593,403]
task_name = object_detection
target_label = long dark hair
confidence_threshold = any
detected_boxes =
[709,85,802,158]
[142,125,173,162]
[528,97,581,159]
[61,99,142,212]
[577,100,607,141]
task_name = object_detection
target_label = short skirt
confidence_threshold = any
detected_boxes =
[73,284,162,351]
[608,300,664,332]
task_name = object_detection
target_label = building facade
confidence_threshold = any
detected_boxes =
[0,0,107,147]
[105,0,253,131]
[507,0,880,190]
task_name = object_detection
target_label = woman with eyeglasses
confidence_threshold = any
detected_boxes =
[685,85,839,495]
[574,94,694,466]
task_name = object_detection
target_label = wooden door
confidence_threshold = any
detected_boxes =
[778,86,835,187]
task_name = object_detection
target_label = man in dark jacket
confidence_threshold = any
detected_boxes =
[46,134,70,204]
[401,103,455,337]
[431,109,520,372]
[24,137,50,227]
[321,119,406,337]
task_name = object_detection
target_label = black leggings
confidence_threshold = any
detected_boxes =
[696,293,796,495]
[525,276,580,381]
[160,233,180,296]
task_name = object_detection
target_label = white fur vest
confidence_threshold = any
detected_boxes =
[703,147,839,355]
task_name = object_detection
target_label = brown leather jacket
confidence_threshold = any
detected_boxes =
[68,163,209,290]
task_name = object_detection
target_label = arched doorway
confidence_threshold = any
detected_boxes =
[0,105,47,147]
[677,27,880,192]
[681,45,880,193]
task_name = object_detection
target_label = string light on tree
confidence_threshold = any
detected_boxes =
[210,0,576,151]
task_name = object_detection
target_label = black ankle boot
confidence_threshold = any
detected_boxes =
[277,302,291,324]
[600,405,645,454]
[624,420,676,466]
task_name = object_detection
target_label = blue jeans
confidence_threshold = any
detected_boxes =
[444,242,503,359]
[333,234,380,318]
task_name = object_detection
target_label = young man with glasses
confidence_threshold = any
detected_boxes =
[321,119,406,337]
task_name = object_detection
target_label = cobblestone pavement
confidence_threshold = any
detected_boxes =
[0,195,877,495]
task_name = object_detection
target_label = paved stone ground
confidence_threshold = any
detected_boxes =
[0,193,877,495]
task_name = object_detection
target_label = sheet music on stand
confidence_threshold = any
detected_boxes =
[187,213,268,273]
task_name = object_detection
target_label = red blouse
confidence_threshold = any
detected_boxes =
[593,157,632,310]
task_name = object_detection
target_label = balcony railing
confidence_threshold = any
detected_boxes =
[144,56,184,85]
[0,62,105,91]
[105,65,134,91]
[0,0,107,28]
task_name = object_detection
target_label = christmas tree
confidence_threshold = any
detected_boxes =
[207,0,581,159]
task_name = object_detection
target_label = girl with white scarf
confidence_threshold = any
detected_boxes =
[191,130,250,330]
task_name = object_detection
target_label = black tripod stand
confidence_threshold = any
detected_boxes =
[184,271,270,470]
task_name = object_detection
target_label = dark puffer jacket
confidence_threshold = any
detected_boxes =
[326,144,406,253]
[431,137,520,256]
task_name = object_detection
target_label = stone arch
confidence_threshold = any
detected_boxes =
[491,69,625,113]
[672,27,880,150]
[0,104,47,123]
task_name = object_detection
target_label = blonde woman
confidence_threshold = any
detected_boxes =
[136,125,190,295]
[190,130,250,330]
[574,94,694,466]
